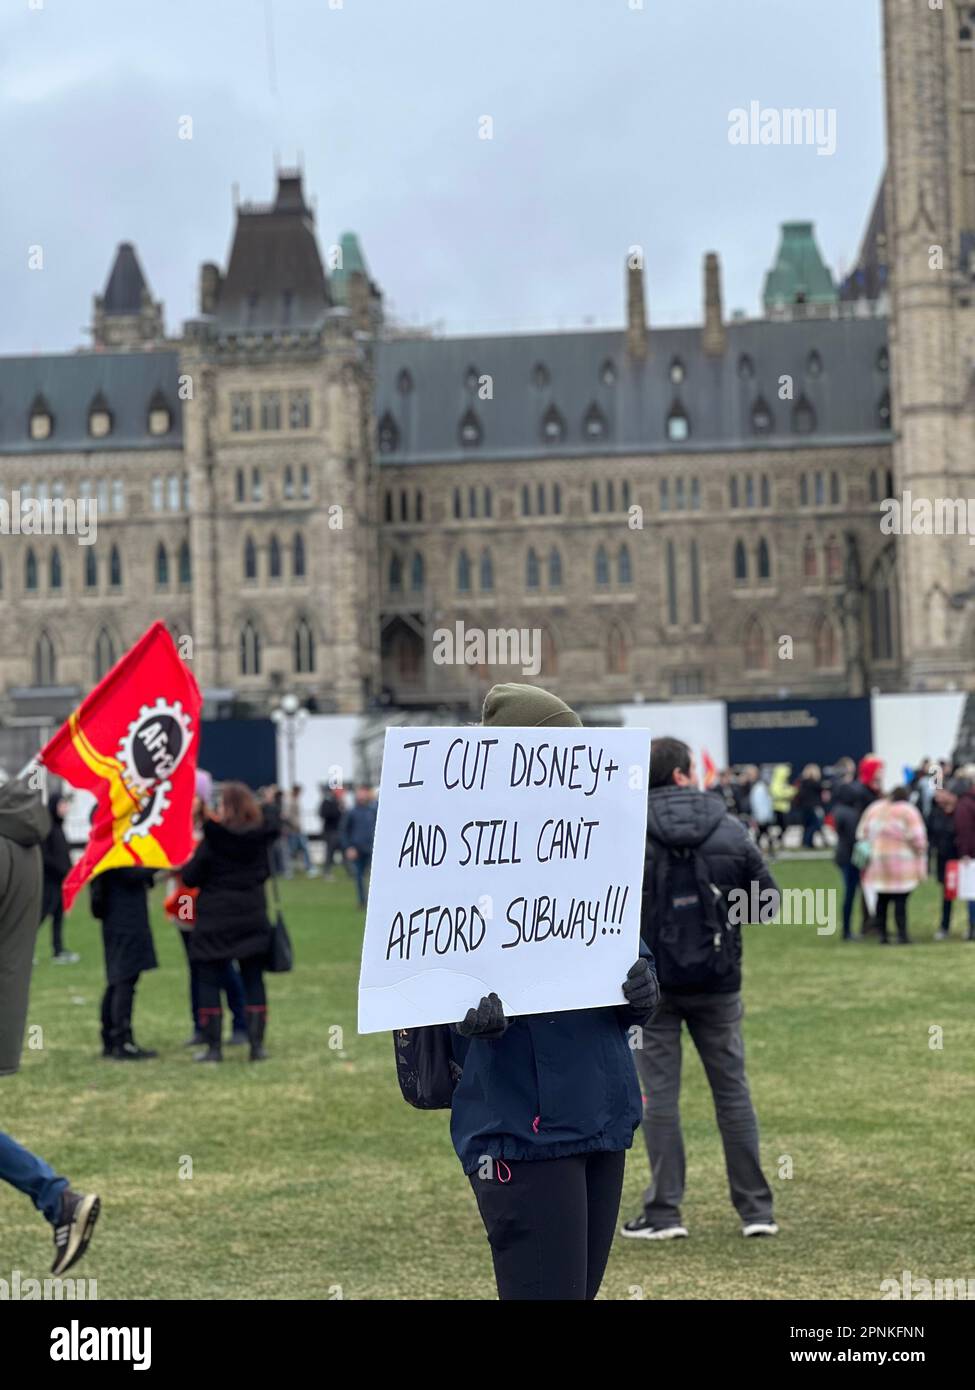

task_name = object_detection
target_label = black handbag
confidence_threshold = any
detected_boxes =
[393,1025,464,1109]
[265,854,294,974]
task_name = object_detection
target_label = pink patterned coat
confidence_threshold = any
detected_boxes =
[857,799,928,894]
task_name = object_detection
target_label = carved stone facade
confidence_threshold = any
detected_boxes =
[3,6,975,728]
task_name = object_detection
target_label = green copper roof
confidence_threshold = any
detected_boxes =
[330,232,369,304]
[763,221,837,310]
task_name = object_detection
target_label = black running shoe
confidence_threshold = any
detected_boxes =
[111,1042,158,1060]
[51,1190,100,1275]
[620,1213,689,1240]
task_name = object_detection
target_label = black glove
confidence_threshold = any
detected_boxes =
[621,958,659,1022]
[456,992,508,1040]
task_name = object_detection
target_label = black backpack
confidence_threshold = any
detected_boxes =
[648,844,738,992]
[393,1026,464,1109]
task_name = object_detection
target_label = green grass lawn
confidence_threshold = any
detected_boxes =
[2,860,973,1300]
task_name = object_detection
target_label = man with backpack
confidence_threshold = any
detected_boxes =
[621,736,780,1241]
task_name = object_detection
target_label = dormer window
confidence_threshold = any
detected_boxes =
[396,368,414,395]
[378,411,399,454]
[669,357,685,385]
[459,408,482,447]
[793,395,816,435]
[29,395,53,441]
[751,396,773,434]
[541,404,565,443]
[666,400,690,442]
[583,402,608,439]
[464,365,479,392]
[877,346,889,373]
[88,393,112,439]
[877,390,891,428]
[738,353,755,380]
[532,362,550,389]
[147,391,172,436]
[806,350,823,377]
[599,358,616,386]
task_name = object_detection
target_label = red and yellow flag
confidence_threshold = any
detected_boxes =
[39,622,202,910]
[701,748,717,788]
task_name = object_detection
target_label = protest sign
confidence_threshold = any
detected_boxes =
[357,726,650,1033]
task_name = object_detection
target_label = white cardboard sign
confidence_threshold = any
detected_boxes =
[356,726,650,1034]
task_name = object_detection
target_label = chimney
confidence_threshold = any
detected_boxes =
[702,252,725,356]
[199,262,222,316]
[626,259,648,360]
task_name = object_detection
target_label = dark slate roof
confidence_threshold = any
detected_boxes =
[213,172,331,332]
[373,315,891,464]
[102,243,150,315]
[0,351,183,455]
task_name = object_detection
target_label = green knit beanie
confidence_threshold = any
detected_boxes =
[481,682,582,729]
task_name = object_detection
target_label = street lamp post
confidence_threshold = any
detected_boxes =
[270,692,307,792]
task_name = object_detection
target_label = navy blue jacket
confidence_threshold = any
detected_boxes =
[341,802,378,855]
[448,1003,643,1175]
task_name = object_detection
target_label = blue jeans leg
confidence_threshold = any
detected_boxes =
[353,853,371,907]
[222,963,247,1034]
[0,1132,68,1224]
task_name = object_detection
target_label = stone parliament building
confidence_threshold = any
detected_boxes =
[1,0,973,730]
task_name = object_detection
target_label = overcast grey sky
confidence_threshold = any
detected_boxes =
[0,0,885,355]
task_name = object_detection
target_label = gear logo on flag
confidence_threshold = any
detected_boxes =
[117,699,194,788]
[116,699,194,841]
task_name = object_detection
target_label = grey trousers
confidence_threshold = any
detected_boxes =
[634,990,774,1226]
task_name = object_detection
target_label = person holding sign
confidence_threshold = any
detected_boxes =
[446,684,659,1301]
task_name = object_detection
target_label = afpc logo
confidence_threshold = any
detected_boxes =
[118,698,194,840]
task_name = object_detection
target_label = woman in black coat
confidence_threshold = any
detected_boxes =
[181,782,278,1063]
[90,867,158,1060]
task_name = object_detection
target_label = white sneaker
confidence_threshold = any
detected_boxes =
[742,1221,779,1237]
[53,952,81,965]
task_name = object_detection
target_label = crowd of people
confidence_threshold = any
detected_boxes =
[2,689,973,1298]
[714,754,975,945]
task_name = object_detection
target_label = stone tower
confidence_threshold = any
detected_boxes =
[883,0,975,689]
[180,170,381,713]
[91,243,165,349]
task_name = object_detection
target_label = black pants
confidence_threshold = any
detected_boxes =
[876,891,909,942]
[197,956,266,1023]
[101,976,138,1050]
[40,879,65,956]
[468,1149,626,1301]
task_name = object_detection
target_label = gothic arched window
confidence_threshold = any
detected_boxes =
[293,618,315,674]
[269,535,282,581]
[34,630,56,686]
[744,617,768,671]
[595,545,610,587]
[240,621,261,676]
[94,627,116,681]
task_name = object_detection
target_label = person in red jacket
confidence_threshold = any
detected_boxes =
[951,767,975,941]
